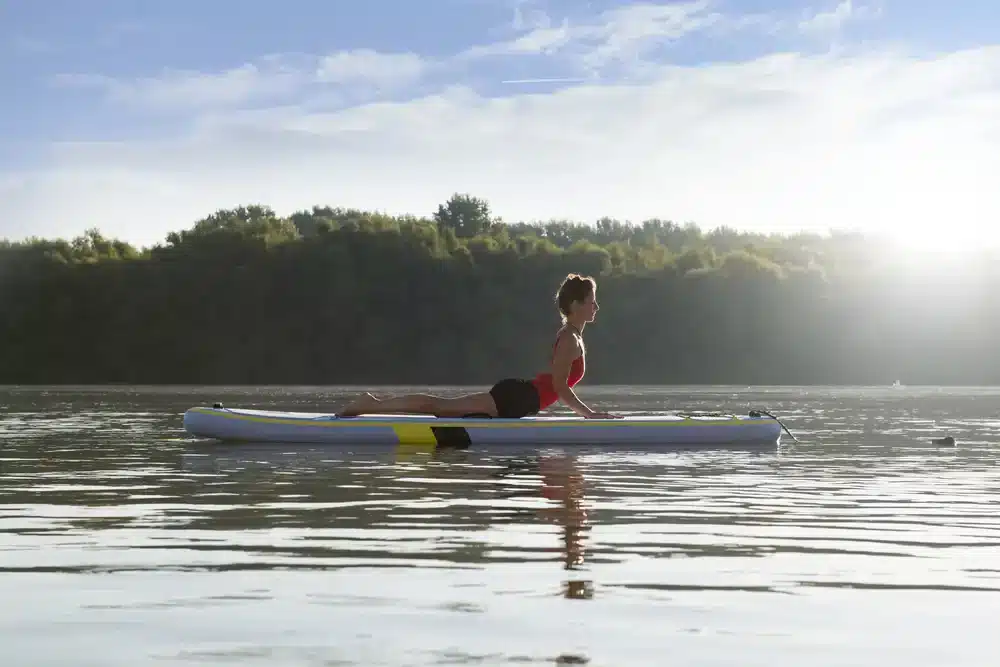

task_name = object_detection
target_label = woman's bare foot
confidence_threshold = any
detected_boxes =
[337,392,380,417]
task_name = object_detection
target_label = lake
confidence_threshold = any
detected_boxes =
[1,384,998,666]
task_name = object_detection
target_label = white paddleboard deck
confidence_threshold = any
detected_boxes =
[183,406,783,446]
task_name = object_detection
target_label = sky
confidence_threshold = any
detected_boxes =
[2,0,999,250]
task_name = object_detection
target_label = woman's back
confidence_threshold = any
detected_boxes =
[531,328,586,410]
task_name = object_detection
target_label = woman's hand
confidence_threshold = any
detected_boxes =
[586,411,623,419]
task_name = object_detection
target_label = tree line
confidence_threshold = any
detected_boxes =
[1,193,997,386]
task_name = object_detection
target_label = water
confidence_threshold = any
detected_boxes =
[1,385,998,666]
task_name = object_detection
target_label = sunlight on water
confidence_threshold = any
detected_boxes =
[0,385,998,666]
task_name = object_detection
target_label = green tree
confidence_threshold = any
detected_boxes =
[1,194,998,386]
[433,193,493,238]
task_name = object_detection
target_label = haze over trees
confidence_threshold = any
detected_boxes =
[1,193,996,386]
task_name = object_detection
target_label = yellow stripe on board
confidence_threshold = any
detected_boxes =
[391,423,438,446]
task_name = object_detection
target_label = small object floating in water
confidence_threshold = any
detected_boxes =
[181,405,785,446]
[931,435,956,446]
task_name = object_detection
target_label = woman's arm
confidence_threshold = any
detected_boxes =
[549,333,603,418]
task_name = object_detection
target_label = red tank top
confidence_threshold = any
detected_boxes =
[531,334,586,410]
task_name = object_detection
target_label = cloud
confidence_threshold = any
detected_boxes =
[53,58,307,110]
[45,1,814,113]
[6,42,1000,251]
[510,0,551,33]
[316,49,427,84]
[5,2,992,251]
[53,50,431,111]
[460,20,573,59]
[581,1,725,69]
[48,1,740,117]
[462,0,728,66]
[798,0,882,37]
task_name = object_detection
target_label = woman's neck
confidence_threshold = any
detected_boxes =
[565,319,586,334]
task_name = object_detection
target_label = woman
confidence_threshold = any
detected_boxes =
[337,273,621,419]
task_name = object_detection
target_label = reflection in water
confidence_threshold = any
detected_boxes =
[487,452,594,600]
[537,454,592,600]
[2,385,1000,666]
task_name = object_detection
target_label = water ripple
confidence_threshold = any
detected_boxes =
[1,385,998,666]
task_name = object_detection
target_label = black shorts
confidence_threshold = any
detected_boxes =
[489,378,541,419]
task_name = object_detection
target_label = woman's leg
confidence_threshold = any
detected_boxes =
[337,390,499,418]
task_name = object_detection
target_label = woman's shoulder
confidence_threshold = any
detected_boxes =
[554,325,584,351]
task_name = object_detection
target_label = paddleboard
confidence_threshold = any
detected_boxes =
[183,405,784,446]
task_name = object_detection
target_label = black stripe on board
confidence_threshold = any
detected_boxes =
[431,426,472,449]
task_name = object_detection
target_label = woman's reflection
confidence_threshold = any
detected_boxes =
[537,453,593,600]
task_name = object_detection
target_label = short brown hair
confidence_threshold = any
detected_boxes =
[555,273,596,320]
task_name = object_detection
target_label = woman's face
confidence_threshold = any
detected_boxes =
[574,291,599,321]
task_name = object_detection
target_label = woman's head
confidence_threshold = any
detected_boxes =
[555,273,598,323]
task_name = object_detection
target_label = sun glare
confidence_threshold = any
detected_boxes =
[867,227,999,283]
[884,229,997,257]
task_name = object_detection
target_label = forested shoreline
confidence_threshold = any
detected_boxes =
[1,194,997,386]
